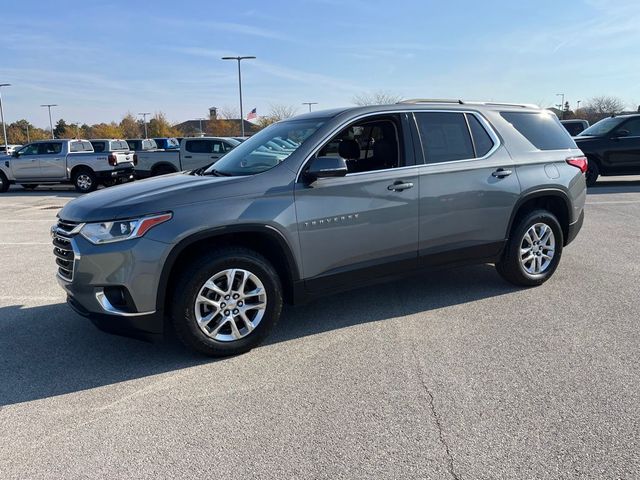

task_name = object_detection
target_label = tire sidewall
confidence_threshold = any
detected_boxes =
[73,170,97,193]
[174,251,282,356]
[513,211,563,283]
[0,172,8,192]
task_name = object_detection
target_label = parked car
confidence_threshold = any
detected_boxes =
[153,138,180,150]
[0,144,22,155]
[53,101,586,356]
[126,138,158,151]
[134,136,240,177]
[574,114,640,186]
[561,119,589,136]
[89,139,136,186]
[0,139,134,193]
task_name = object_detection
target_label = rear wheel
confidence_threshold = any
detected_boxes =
[152,165,176,177]
[585,159,599,187]
[171,247,283,357]
[0,172,9,193]
[496,209,563,286]
[73,169,97,193]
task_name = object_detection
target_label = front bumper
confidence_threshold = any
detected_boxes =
[66,294,163,342]
[55,233,170,340]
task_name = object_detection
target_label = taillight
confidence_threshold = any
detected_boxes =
[108,154,117,166]
[566,156,588,173]
[133,153,138,166]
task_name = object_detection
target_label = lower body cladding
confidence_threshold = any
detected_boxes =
[56,233,170,341]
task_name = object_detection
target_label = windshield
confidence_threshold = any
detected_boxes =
[206,119,325,176]
[579,117,624,137]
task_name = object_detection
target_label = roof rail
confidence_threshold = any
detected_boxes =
[398,98,464,105]
[397,99,540,109]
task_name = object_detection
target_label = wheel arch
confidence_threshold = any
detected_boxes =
[70,164,95,178]
[150,162,178,176]
[506,189,572,246]
[157,224,301,316]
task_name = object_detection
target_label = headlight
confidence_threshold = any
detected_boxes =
[80,213,172,244]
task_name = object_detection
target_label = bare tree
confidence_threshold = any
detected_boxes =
[352,90,402,106]
[217,106,239,120]
[256,104,299,128]
[581,96,626,123]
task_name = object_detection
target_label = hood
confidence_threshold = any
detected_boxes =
[59,172,252,222]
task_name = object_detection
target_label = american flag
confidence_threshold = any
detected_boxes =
[246,108,257,120]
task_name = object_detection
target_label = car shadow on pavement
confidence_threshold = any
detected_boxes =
[0,264,518,407]
[587,179,640,195]
[5,186,81,198]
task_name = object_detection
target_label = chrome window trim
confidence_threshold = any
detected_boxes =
[411,110,501,166]
[295,109,502,182]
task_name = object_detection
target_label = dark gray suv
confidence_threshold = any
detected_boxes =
[52,100,587,356]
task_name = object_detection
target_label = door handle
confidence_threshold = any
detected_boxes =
[184,155,192,159]
[387,181,414,192]
[492,168,512,178]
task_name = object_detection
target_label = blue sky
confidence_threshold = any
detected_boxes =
[1,0,638,128]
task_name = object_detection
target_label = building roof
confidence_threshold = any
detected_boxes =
[175,119,260,136]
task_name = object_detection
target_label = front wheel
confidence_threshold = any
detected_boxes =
[73,169,97,193]
[496,209,564,286]
[0,172,10,193]
[171,247,283,357]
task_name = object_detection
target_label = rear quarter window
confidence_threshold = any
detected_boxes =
[501,111,575,150]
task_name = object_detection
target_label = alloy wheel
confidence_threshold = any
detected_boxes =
[519,222,555,275]
[194,268,267,342]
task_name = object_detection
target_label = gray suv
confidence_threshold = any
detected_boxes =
[52,100,587,356]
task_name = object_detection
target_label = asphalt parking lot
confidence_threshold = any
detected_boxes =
[0,179,639,479]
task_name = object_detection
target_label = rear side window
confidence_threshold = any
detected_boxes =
[501,111,574,150]
[91,141,106,152]
[466,114,494,157]
[415,112,474,163]
[110,141,129,151]
[185,140,211,153]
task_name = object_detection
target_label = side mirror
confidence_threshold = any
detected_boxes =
[305,156,348,182]
[613,129,630,138]
[12,151,19,157]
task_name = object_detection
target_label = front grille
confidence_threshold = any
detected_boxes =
[52,219,80,281]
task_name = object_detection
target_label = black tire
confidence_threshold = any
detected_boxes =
[72,168,98,193]
[171,247,283,357]
[151,165,176,177]
[496,209,564,287]
[585,159,599,187]
[21,184,39,190]
[0,172,10,193]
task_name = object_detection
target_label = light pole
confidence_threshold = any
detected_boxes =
[198,118,207,136]
[40,104,57,139]
[0,83,11,149]
[25,123,30,143]
[576,100,581,112]
[302,102,318,112]
[138,112,151,139]
[221,56,255,137]
[556,93,565,119]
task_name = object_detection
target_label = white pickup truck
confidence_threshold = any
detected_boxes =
[134,137,240,177]
[0,139,135,193]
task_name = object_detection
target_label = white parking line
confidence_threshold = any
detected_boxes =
[586,200,640,205]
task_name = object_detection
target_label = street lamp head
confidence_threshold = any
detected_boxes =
[0,83,11,87]
[221,56,256,61]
